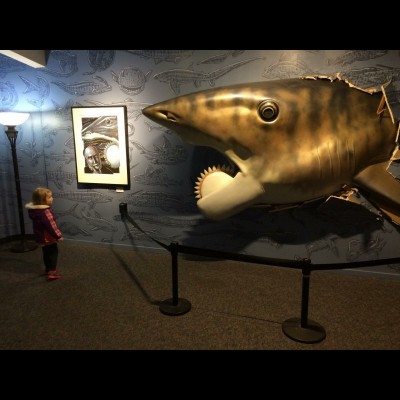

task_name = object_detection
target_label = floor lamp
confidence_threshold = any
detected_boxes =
[0,112,37,252]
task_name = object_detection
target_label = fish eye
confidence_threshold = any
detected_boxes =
[258,100,279,122]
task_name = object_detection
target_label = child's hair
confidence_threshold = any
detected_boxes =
[31,187,51,205]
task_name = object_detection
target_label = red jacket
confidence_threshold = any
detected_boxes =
[25,203,63,245]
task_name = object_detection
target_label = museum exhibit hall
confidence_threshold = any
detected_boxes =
[0,50,399,350]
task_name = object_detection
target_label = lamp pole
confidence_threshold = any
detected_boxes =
[0,113,37,252]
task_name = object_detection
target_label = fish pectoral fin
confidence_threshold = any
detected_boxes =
[196,171,265,220]
[353,161,400,224]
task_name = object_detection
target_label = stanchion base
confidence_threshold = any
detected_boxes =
[282,317,326,344]
[159,298,191,316]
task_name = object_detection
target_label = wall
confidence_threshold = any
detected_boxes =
[1,49,400,273]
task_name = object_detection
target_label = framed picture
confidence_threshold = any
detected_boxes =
[71,106,130,186]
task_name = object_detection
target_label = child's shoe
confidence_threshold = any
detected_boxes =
[47,269,62,280]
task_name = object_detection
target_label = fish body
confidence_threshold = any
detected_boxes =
[81,115,119,141]
[143,77,400,221]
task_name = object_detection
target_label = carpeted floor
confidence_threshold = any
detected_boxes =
[0,240,399,350]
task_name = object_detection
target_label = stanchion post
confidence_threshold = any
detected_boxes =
[171,241,179,306]
[282,258,326,344]
[159,241,191,316]
[300,264,311,328]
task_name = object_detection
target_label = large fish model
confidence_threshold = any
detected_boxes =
[142,77,400,222]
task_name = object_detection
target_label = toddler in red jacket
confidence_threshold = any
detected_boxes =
[26,187,64,280]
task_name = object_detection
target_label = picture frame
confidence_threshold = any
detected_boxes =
[71,106,130,187]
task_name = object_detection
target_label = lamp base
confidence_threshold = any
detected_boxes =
[10,240,38,253]
[0,238,38,253]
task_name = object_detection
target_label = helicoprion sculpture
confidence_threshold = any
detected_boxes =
[143,76,400,222]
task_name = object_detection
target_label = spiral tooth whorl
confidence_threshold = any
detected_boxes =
[194,164,234,199]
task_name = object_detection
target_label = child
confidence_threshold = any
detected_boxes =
[25,187,64,280]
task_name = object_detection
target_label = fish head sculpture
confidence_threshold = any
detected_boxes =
[143,77,400,222]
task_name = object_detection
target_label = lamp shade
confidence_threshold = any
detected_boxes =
[0,112,30,127]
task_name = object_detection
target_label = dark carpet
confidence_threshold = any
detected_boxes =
[0,240,399,350]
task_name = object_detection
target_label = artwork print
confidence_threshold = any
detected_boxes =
[72,106,129,186]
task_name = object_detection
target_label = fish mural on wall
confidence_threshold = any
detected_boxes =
[143,76,400,223]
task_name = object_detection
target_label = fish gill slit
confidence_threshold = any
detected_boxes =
[317,148,322,180]
[328,142,333,178]
[345,139,355,174]
[336,139,341,176]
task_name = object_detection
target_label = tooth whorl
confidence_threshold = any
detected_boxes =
[194,165,235,199]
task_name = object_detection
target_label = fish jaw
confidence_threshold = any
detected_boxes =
[196,171,266,220]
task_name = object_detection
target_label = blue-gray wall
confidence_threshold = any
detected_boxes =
[1,50,400,273]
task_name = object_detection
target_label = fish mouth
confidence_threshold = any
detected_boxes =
[142,105,179,123]
[143,104,243,171]
[159,110,179,122]
[142,103,262,220]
